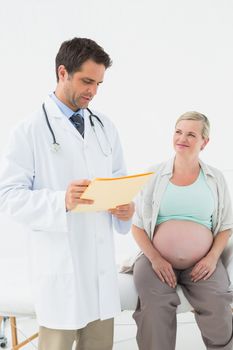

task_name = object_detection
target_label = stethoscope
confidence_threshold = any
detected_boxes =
[42,103,112,156]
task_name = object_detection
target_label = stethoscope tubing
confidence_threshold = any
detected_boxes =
[42,103,112,156]
[86,107,104,128]
[42,103,58,147]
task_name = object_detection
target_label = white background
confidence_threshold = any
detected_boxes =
[0,0,233,261]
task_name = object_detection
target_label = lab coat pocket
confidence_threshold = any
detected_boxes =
[30,230,74,275]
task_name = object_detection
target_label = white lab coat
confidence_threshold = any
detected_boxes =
[0,96,130,329]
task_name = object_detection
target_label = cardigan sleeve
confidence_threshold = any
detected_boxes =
[218,173,233,235]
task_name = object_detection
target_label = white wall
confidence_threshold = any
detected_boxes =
[0,0,233,261]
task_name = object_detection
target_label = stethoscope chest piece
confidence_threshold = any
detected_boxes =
[51,143,61,153]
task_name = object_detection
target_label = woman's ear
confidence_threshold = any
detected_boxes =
[201,138,209,150]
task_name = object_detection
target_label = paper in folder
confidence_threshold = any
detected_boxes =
[73,172,154,212]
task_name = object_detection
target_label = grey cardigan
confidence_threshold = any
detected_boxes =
[120,158,233,273]
[133,157,233,239]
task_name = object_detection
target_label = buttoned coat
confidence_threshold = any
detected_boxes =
[0,96,129,329]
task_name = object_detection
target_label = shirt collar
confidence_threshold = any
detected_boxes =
[49,92,84,119]
[199,159,215,178]
[161,156,215,178]
[161,157,174,176]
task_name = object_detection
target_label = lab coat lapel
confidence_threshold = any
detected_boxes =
[83,108,92,143]
[44,96,84,141]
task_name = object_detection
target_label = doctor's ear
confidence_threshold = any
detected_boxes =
[57,65,68,81]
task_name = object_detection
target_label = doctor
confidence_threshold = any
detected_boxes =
[0,37,134,350]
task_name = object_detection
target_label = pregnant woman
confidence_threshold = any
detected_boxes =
[132,111,233,350]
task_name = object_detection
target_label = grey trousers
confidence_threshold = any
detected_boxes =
[38,318,113,350]
[133,254,233,350]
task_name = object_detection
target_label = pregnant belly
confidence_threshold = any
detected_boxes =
[152,220,213,269]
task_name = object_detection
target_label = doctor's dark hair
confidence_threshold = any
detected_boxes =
[55,37,112,81]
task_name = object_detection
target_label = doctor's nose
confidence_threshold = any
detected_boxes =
[87,84,98,96]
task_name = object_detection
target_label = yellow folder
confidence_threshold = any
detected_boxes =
[72,172,154,212]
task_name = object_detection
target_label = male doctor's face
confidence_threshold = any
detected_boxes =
[56,59,106,110]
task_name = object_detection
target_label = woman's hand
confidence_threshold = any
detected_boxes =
[151,256,177,288]
[191,230,230,282]
[190,254,218,282]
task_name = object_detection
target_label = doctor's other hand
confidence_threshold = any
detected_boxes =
[108,202,135,221]
[65,179,94,211]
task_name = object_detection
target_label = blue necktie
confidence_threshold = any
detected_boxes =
[70,112,84,138]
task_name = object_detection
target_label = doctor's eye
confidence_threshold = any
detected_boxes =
[82,79,93,84]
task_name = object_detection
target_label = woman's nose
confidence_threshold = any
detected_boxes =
[179,133,187,141]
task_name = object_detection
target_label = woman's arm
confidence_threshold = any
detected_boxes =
[208,229,231,260]
[132,224,177,288]
[191,229,231,282]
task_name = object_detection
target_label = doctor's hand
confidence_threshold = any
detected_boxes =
[108,202,135,221]
[65,179,94,211]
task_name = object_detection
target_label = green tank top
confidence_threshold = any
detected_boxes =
[156,170,214,229]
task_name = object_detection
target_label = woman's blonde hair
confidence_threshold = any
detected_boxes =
[175,111,210,139]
